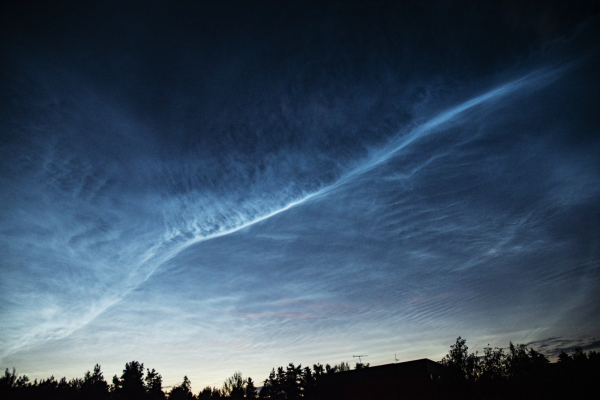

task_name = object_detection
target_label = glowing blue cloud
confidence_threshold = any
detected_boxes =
[6,62,568,358]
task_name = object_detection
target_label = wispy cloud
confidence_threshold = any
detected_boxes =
[0,63,573,359]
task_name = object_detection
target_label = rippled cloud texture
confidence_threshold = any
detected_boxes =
[1,0,600,390]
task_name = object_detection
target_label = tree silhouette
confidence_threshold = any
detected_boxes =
[354,362,369,370]
[283,363,303,400]
[222,371,245,399]
[439,337,560,399]
[168,376,194,400]
[81,364,109,399]
[440,336,480,381]
[324,362,350,374]
[260,367,283,399]
[245,377,257,399]
[145,368,166,400]
[299,366,316,399]
[197,386,222,399]
[0,368,17,398]
[112,361,146,400]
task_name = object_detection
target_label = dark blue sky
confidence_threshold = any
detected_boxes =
[1,0,599,390]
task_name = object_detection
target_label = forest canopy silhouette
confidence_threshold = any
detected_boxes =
[1,337,598,399]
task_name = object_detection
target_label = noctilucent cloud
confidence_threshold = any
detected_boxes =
[1,1,599,391]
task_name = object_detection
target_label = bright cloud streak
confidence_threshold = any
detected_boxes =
[25,62,571,355]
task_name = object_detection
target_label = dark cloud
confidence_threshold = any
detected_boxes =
[526,336,600,358]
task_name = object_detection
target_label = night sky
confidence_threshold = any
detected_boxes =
[1,0,600,391]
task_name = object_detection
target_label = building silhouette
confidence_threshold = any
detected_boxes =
[317,359,443,400]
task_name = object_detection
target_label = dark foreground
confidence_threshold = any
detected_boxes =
[1,337,598,399]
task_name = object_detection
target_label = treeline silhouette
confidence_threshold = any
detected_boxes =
[1,338,597,399]
[0,359,360,400]
[439,337,599,399]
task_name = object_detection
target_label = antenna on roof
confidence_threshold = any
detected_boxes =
[353,355,369,364]
[395,353,399,363]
